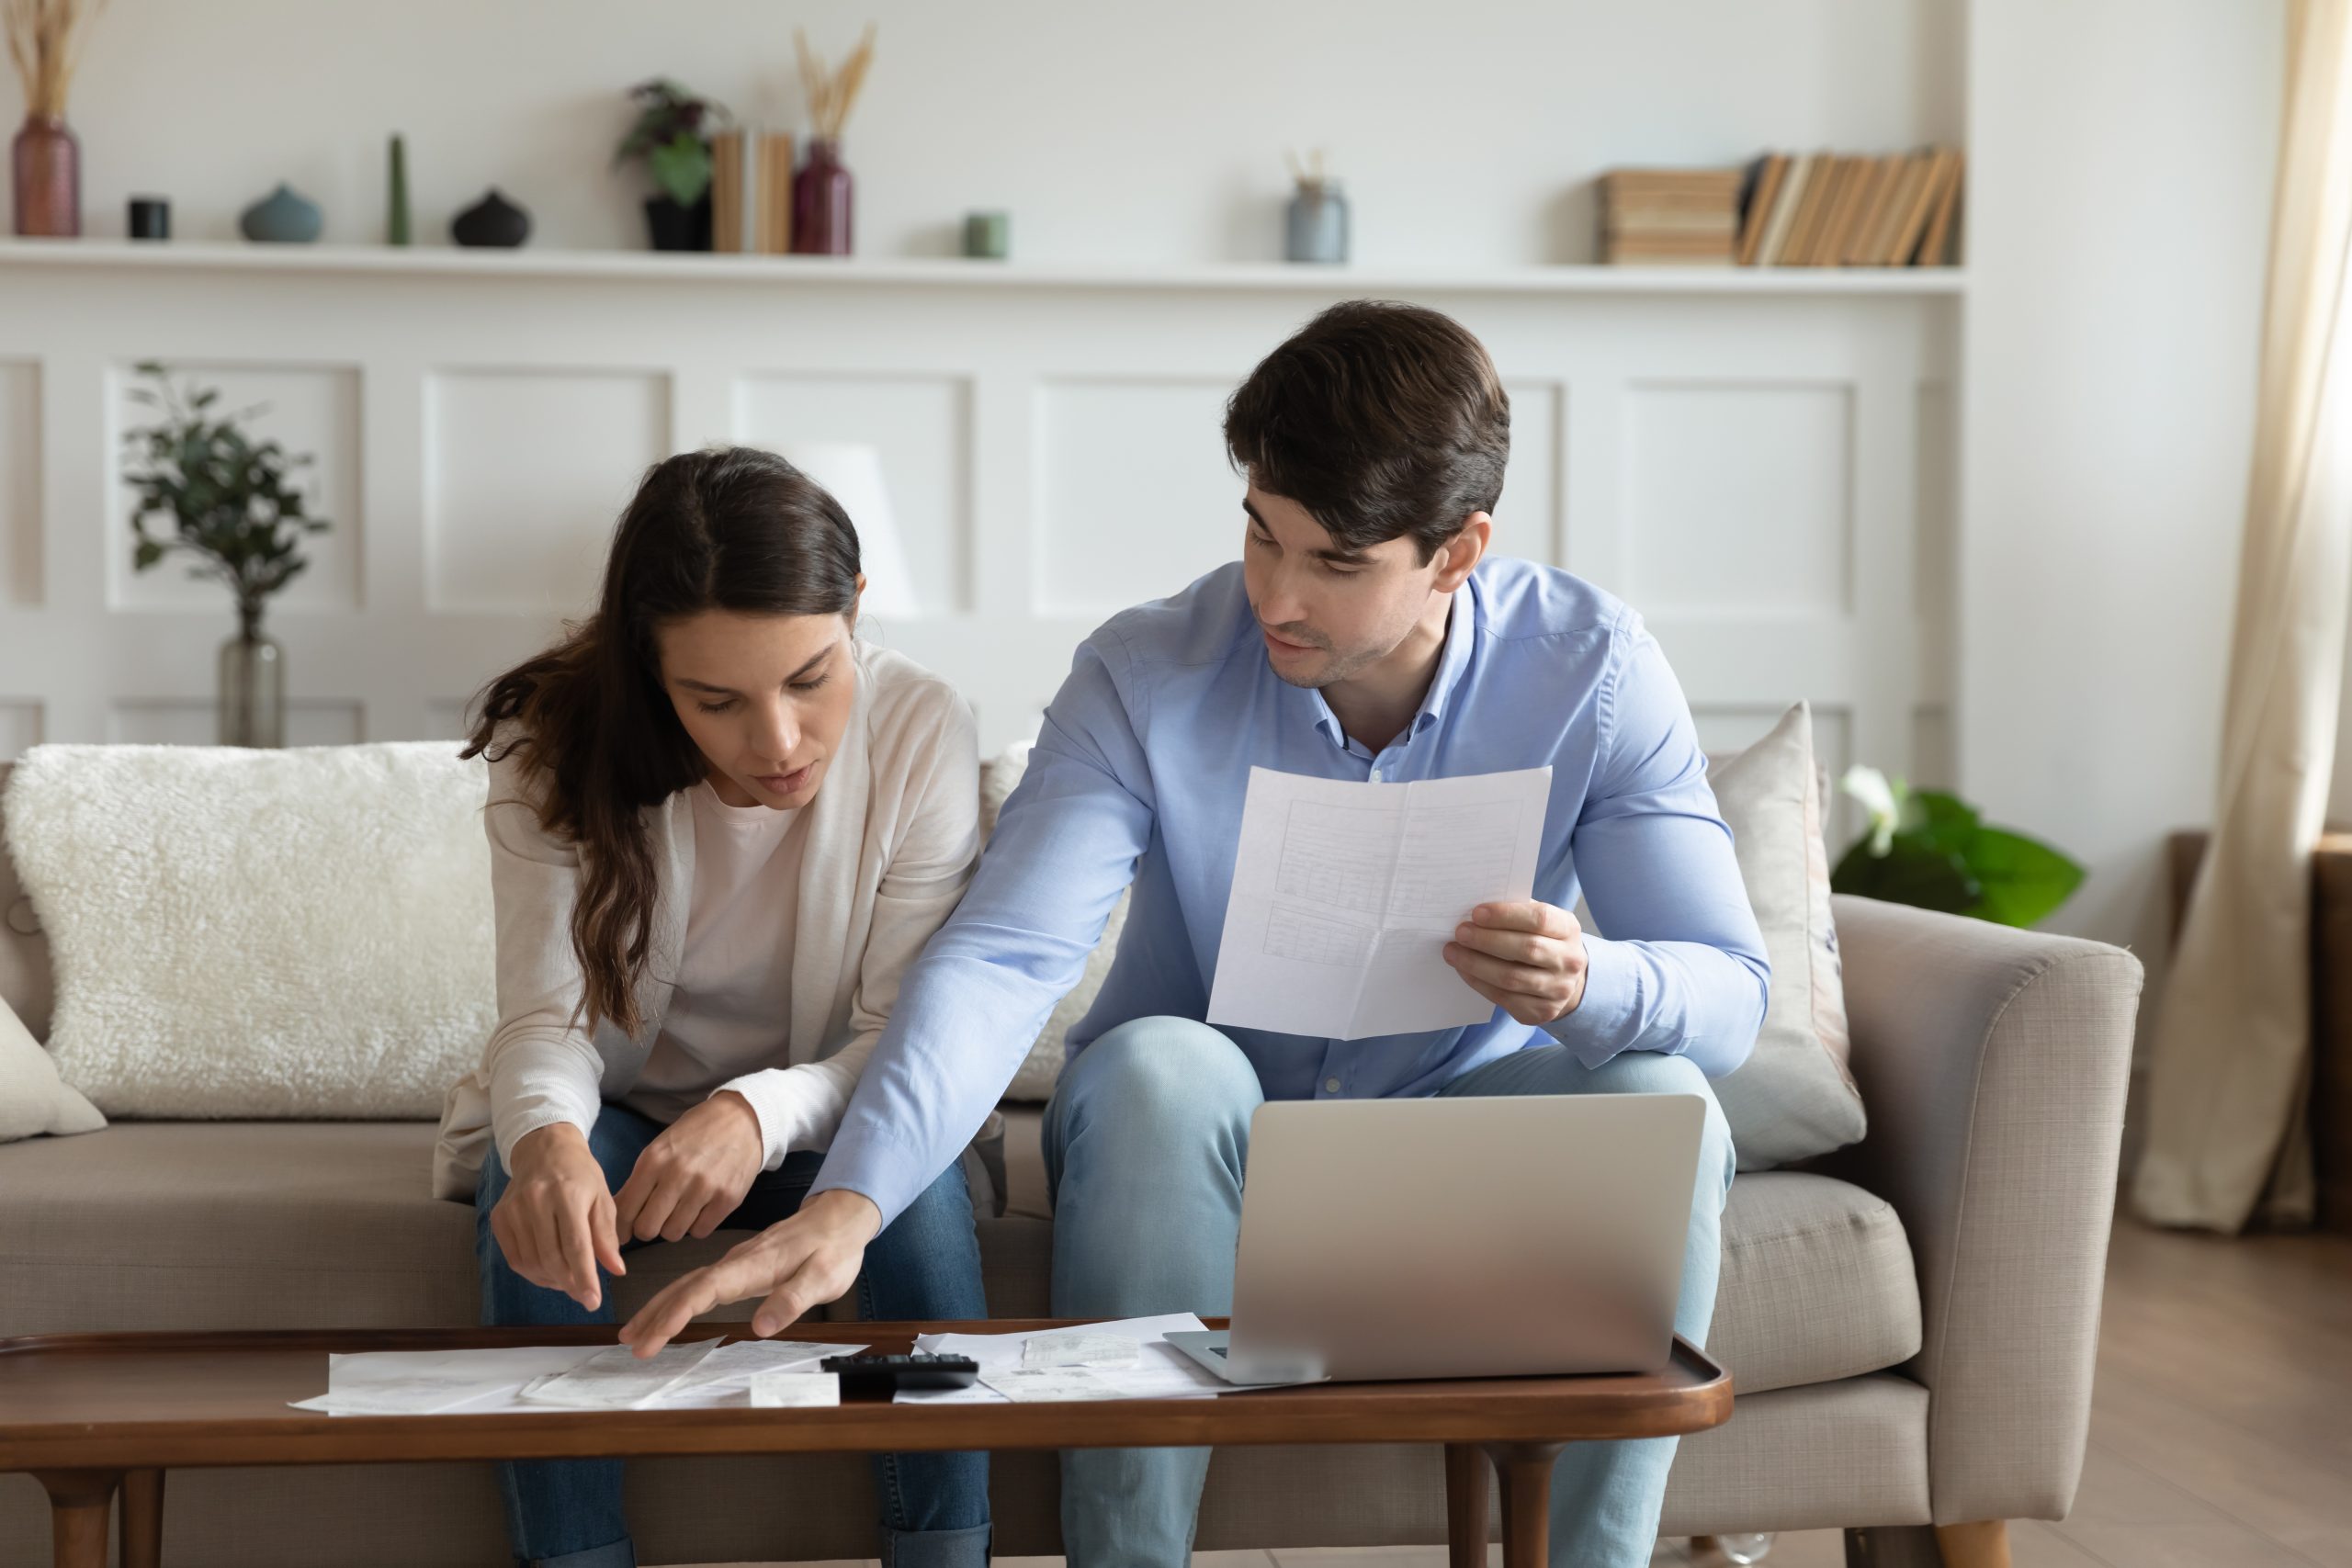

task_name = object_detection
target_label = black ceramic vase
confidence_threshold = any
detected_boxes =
[451,188,531,247]
[644,194,713,252]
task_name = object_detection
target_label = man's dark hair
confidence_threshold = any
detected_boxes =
[1223,299,1510,562]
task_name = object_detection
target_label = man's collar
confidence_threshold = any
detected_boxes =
[1295,577,1481,754]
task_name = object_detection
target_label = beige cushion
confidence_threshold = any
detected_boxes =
[0,994,102,1145]
[1705,702,1865,1168]
[1,1115,1917,1397]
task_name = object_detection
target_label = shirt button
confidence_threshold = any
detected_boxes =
[1368,769,1382,783]
[1324,1077,1341,1094]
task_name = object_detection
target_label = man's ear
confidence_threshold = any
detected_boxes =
[1431,513,1492,592]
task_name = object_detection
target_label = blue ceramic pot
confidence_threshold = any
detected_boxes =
[240,183,322,243]
[1285,182,1349,264]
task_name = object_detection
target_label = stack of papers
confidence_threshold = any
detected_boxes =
[288,1338,859,1417]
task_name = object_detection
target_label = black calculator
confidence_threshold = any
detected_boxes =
[820,1352,981,1396]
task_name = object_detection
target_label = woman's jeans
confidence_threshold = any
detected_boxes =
[476,1103,990,1568]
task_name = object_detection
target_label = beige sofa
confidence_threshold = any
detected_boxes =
[0,762,2143,1568]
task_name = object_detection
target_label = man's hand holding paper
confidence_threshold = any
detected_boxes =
[1443,898,1589,1026]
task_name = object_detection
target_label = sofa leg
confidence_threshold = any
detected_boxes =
[1843,1525,1941,1567]
[1934,1522,2011,1568]
[1843,1523,2011,1568]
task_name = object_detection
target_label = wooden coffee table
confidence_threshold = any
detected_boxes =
[0,1320,1730,1568]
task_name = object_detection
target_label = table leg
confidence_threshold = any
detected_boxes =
[1483,1442,1564,1568]
[122,1468,166,1568]
[32,1470,119,1568]
[1444,1443,1490,1568]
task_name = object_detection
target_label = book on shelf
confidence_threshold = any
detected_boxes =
[757,133,797,254]
[711,130,747,254]
[1726,144,1964,266]
[1599,166,1742,265]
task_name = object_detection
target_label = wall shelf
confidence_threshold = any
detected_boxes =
[0,237,1968,297]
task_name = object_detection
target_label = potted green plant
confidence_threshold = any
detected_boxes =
[615,78,728,251]
[1833,766,2086,927]
[121,363,331,749]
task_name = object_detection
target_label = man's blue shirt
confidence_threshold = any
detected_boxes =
[814,557,1771,1224]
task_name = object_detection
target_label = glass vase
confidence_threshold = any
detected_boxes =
[11,113,80,237]
[791,137,854,256]
[220,620,286,749]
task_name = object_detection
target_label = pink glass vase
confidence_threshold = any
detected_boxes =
[791,137,854,255]
[12,114,80,237]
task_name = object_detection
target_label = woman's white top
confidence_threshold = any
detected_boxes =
[430,641,978,1201]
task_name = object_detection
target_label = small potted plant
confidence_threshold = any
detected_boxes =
[122,363,331,749]
[615,77,727,251]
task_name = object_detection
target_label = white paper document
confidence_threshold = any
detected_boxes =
[1022,1331,1141,1369]
[981,1367,1129,1402]
[289,1337,865,1418]
[516,1341,723,1409]
[288,1345,605,1417]
[1206,765,1553,1039]
[749,1371,842,1408]
[894,1314,1297,1404]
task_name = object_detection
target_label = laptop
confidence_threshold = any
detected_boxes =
[1166,1091,1706,1385]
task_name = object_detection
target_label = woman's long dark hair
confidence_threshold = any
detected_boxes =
[463,446,863,1036]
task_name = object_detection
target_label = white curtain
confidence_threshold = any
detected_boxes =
[2135,0,2352,1233]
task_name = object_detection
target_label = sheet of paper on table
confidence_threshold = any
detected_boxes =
[1205,765,1552,1040]
[894,1314,1296,1404]
[288,1337,863,1417]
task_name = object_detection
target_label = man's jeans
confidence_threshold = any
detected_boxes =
[1043,1017,1736,1568]
[476,1103,991,1568]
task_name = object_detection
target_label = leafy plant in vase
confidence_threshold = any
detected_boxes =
[616,78,728,251]
[122,363,331,749]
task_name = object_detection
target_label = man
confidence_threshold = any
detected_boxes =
[624,299,1769,1568]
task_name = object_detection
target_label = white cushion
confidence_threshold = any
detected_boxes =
[0,993,102,1144]
[1704,703,1864,1168]
[2,743,494,1119]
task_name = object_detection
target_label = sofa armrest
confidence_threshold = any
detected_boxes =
[1827,894,2142,1526]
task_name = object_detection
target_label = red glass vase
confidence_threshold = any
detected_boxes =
[791,137,854,256]
[12,114,80,237]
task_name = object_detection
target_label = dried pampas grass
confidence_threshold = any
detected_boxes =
[796,24,876,143]
[5,0,107,119]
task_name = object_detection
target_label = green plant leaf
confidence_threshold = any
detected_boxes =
[132,538,164,570]
[1962,828,2086,927]
[1831,835,1979,914]
[648,133,713,206]
[1908,790,1981,856]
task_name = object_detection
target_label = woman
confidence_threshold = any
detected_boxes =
[432,446,989,1568]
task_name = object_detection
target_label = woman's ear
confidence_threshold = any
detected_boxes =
[851,573,868,627]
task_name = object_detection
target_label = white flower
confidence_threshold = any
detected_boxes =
[1840,765,1902,856]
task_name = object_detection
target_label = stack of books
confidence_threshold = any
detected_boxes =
[1736,147,1964,267]
[1598,169,1744,265]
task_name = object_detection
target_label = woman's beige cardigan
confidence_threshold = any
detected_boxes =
[431,641,978,1201]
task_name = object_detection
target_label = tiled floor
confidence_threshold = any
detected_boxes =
[670,1214,2352,1568]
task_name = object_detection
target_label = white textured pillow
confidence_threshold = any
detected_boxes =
[981,742,1130,1102]
[1704,703,1863,1169]
[3,743,494,1119]
[0,993,103,1143]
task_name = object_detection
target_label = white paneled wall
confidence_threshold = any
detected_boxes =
[0,248,1957,811]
